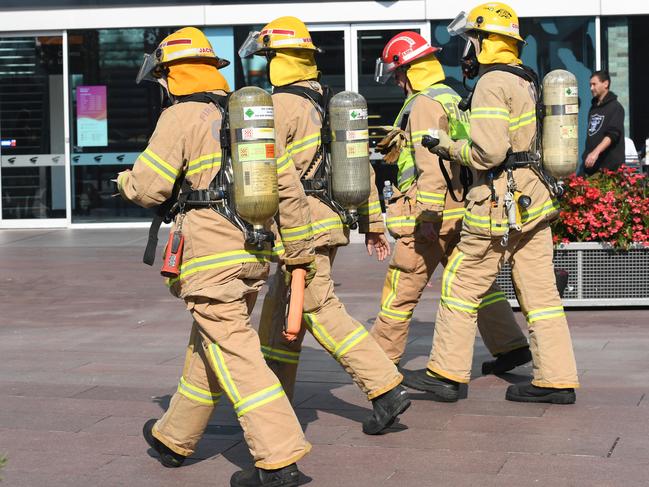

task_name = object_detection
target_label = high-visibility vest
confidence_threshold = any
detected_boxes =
[393,83,470,192]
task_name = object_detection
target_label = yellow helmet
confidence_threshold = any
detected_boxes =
[136,27,230,84]
[238,16,321,58]
[448,2,524,42]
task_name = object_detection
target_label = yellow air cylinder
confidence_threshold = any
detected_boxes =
[329,91,371,220]
[542,69,579,178]
[228,86,279,228]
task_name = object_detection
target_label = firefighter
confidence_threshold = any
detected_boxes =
[117,27,314,486]
[415,2,579,403]
[371,31,531,395]
[239,16,410,434]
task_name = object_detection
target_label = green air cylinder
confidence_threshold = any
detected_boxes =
[228,86,279,228]
[542,69,579,178]
[329,91,371,216]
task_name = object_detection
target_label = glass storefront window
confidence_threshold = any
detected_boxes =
[0,35,66,220]
[68,27,177,222]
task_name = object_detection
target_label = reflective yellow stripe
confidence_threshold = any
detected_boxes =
[442,208,466,221]
[280,223,313,242]
[333,325,368,359]
[470,107,510,122]
[441,295,479,313]
[383,268,401,311]
[416,190,445,205]
[478,291,507,309]
[208,343,241,404]
[140,151,177,183]
[442,251,464,298]
[311,217,343,235]
[358,200,381,216]
[233,382,285,417]
[286,133,320,154]
[272,242,285,256]
[303,313,337,353]
[521,200,559,223]
[169,249,273,283]
[459,141,472,166]
[509,110,536,132]
[186,152,222,176]
[276,153,293,174]
[463,210,508,233]
[386,216,417,231]
[261,345,300,365]
[526,306,565,324]
[177,376,221,405]
[379,306,413,321]
[410,129,430,144]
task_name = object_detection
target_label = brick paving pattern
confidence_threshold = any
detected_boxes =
[1,229,648,486]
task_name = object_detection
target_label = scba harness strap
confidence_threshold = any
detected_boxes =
[272,84,354,225]
[143,91,250,266]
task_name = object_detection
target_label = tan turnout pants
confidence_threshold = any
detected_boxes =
[429,224,579,388]
[258,247,402,401]
[371,232,528,363]
[152,279,311,469]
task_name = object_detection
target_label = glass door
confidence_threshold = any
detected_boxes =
[0,32,68,226]
[350,23,431,199]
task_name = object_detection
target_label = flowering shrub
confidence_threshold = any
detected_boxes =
[552,165,649,249]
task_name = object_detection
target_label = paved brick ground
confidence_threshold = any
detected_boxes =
[1,229,648,486]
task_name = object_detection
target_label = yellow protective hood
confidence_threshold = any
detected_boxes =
[406,55,445,92]
[269,49,319,87]
[477,33,522,66]
[166,60,230,96]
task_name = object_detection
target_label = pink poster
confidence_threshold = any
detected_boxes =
[76,85,107,147]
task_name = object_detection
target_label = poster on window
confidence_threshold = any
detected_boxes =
[76,85,107,147]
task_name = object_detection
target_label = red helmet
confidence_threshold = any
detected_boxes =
[375,31,439,84]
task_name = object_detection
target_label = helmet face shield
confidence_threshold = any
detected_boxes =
[238,30,263,58]
[136,52,160,84]
[374,57,397,84]
[448,11,470,39]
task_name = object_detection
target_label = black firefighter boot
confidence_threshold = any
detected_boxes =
[362,385,411,435]
[401,369,459,402]
[142,419,186,468]
[230,464,300,487]
[506,383,576,404]
[481,346,532,375]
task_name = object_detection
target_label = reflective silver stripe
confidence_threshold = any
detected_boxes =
[177,376,221,405]
[208,343,241,403]
[526,306,565,323]
[233,382,285,417]
[261,345,300,364]
[398,165,416,185]
[423,86,458,98]
[333,326,368,359]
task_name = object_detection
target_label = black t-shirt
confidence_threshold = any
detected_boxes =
[583,91,625,175]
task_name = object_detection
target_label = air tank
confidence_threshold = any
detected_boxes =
[329,91,371,221]
[542,69,579,178]
[228,86,279,229]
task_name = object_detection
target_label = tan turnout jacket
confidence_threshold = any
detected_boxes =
[448,67,559,238]
[118,91,314,298]
[273,81,384,251]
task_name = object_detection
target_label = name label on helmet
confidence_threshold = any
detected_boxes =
[349,108,367,121]
[243,106,274,120]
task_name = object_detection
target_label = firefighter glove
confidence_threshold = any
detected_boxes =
[423,129,452,160]
[376,127,407,165]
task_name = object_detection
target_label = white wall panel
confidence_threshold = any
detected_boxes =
[425,0,600,20]
[205,1,427,25]
[602,0,649,15]
[0,6,205,32]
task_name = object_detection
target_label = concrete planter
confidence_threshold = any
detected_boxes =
[495,242,649,307]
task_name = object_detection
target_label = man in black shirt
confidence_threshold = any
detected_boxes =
[583,70,625,176]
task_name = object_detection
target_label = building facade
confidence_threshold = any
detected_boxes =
[0,0,647,228]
